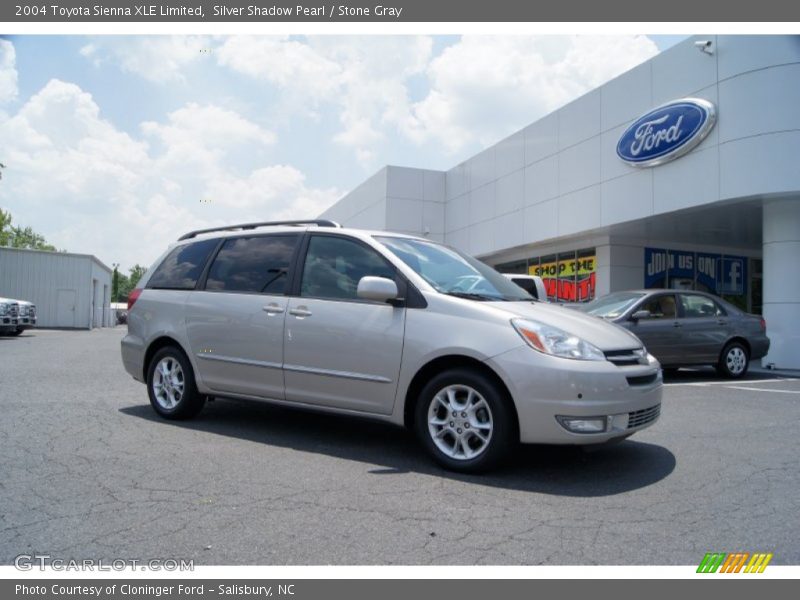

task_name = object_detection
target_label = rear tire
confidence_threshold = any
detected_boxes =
[147,346,205,420]
[717,342,749,379]
[415,368,514,473]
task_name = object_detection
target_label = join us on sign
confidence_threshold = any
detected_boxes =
[617,98,717,168]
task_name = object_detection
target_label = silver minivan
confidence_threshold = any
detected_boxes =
[121,221,662,472]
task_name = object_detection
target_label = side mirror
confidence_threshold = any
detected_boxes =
[630,309,651,321]
[357,276,400,303]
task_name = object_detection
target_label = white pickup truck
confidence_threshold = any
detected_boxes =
[15,299,37,335]
[0,296,20,335]
[501,274,548,301]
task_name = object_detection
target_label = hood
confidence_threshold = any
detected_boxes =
[486,301,643,352]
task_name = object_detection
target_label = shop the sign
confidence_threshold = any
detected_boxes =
[617,98,716,167]
[531,255,596,302]
[645,248,746,295]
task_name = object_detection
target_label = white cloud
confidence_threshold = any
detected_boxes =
[0,79,340,270]
[72,35,660,164]
[216,35,433,166]
[216,36,342,100]
[0,79,149,199]
[0,39,19,104]
[402,35,659,152]
[141,102,277,177]
[79,36,211,83]
[205,165,340,218]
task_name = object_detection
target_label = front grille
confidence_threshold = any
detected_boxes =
[626,373,658,386]
[605,348,648,366]
[628,404,661,429]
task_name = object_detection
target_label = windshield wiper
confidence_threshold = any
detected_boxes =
[443,291,508,301]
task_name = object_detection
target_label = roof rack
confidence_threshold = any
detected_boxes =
[178,219,341,241]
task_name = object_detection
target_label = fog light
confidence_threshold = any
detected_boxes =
[556,416,607,433]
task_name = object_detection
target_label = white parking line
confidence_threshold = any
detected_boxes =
[725,386,800,394]
[664,378,798,387]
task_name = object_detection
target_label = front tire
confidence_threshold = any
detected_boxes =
[415,368,514,473]
[147,346,205,420]
[717,342,749,379]
[10,328,23,336]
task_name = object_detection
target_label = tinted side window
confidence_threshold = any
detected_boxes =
[512,278,538,298]
[300,236,394,301]
[205,235,299,294]
[148,239,218,290]
[681,294,723,318]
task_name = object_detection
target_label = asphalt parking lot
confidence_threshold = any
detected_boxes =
[1,328,798,565]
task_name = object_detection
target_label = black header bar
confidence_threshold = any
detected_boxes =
[3,0,800,22]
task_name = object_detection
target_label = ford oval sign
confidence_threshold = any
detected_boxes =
[617,98,716,167]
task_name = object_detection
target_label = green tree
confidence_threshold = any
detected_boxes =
[129,264,147,287]
[0,208,11,246]
[117,264,147,301]
[0,208,60,251]
[8,225,57,251]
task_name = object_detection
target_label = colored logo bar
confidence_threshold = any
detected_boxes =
[697,552,773,573]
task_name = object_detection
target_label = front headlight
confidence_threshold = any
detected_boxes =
[0,303,8,316]
[511,318,606,361]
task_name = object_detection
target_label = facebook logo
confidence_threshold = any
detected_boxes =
[721,257,745,295]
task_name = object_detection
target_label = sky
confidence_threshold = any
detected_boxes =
[0,34,686,271]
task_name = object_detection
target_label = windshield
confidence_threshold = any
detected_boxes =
[376,236,533,301]
[579,291,646,318]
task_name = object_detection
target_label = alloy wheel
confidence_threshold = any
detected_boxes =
[427,384,493,460]
[152,356,185,410]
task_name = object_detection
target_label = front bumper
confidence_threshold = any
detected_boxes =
[487,345,663,445]
[17,317,36,330]
[1,317,19,333]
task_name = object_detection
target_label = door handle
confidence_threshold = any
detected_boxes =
[289,306,312,318]
[262,304,285,315]
[717,320,728,326]
[673,321,682,328]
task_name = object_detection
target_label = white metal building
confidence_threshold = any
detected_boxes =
[0,247,114,329]
[320,35,800,369]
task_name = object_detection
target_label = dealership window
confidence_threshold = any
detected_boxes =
[529,248,596,303]
[495,249,597,303]
[494,259,527,274]
[644,247,753,313]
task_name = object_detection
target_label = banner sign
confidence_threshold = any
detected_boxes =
[645,247,747,295]
[530,255,595,302]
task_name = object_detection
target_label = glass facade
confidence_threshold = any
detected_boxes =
[495,248,597,303]
[643,247,755,313]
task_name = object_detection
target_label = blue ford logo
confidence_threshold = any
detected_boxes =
[617,98,716,167]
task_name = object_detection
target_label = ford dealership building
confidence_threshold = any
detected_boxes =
[319,35,800,369]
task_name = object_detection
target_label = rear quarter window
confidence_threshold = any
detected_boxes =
[147,239,218,290]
